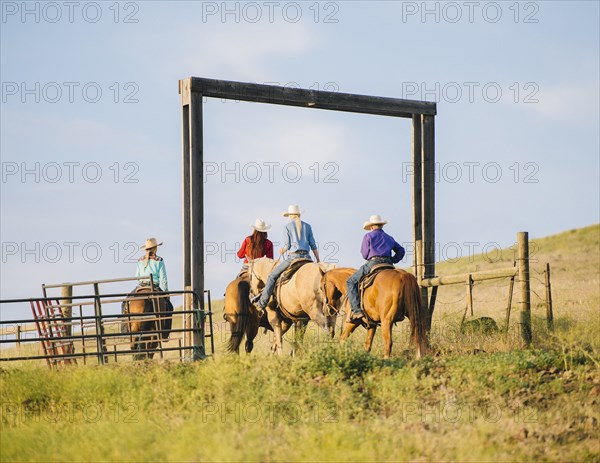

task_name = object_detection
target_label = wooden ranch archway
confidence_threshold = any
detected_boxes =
[179,77,437,357]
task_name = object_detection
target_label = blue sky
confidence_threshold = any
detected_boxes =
[1,1,599,312]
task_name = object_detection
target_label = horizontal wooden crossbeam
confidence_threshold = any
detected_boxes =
[179,77,436,118]
[420,267,518,288]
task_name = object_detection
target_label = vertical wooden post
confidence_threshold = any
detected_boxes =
[181,85,191,296]
[517,232,532,345]
[466,274,474,317]
[505,265,515,334]
[422,114,436,329]
[544,262,554,331]
[413,115,429,332]
[181,79,193,360]
[179,79,192,353]
[60,284,73,337]
[189,85,206,360]
[412,114,422,279]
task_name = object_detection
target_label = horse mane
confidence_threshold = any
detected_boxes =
[317,262,336,272]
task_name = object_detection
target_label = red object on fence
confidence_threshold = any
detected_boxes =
[30,299,77,368]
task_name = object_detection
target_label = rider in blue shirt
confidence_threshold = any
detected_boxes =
[252,205,320,311]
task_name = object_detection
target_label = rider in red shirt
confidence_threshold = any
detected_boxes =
[237,218,274,277]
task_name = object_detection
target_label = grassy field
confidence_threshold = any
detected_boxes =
[1,225,599,462]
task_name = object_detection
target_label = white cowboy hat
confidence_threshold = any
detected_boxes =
[363,214,388,230]
[251,218,272,232]
[283,205,302,217]
[140,237,163,250]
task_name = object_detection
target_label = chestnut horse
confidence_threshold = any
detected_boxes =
[330,268,429,358]
[122,287,172,360]
[320,267,355,337]
[248,257,336,355]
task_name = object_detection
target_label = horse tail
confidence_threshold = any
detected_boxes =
[225,279,252,353]
[160,297,174,340]
[405,275,429,358]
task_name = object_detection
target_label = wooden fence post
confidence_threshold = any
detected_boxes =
[189,87,206,360]
[60,284,73,337]
[505,262,516,334]
[544,262,554,331]
[517,232,532,345]
[466,274,474,317]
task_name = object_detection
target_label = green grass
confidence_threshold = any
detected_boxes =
[1,224,599,462]
[1,343,598,462]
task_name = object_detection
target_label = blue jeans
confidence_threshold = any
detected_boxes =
[346,257,393,313]
[257,252,311,308]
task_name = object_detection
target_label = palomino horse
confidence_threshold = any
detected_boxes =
[122,287,172,360]
[338,268,429,358]
[223,276,261,354]
[248,257,335,354]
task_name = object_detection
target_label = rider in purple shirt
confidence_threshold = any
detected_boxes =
[346,215,405,322]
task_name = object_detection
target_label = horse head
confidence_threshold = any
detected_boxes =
[247,257,277,296]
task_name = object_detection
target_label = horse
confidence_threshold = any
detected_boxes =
[248,257,336,355]
[320,267,356,337]
[339,268,429,359]
[223,276,261,354]
[122,287,173,360]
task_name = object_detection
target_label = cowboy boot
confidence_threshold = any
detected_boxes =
[348,308,364,323]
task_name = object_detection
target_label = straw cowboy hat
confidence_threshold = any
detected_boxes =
[283,205,302,217]
[140,237,163,250]
[252,218,272,232]
[363,214,388,230]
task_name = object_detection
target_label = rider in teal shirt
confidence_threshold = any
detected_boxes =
[135,237,169,292]
[136,254,168,291]
[122,237,173,335]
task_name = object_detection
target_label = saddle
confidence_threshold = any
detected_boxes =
[273,258,312,321]
[275,258,312,289]
[359,263,395,293]
[358,263,395,314]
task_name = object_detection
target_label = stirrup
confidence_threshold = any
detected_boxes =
[348,310,364,323]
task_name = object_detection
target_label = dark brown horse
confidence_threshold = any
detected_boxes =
[339,268,429,358]
[122,287,172,360]
[223,277,261,354]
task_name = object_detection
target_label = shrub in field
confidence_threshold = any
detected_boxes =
[296,343,408,382]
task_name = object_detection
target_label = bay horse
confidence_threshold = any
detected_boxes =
[223,276,261,354]
[248,257,336,355]
[122,287,172,360]
[338,268,429,359]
